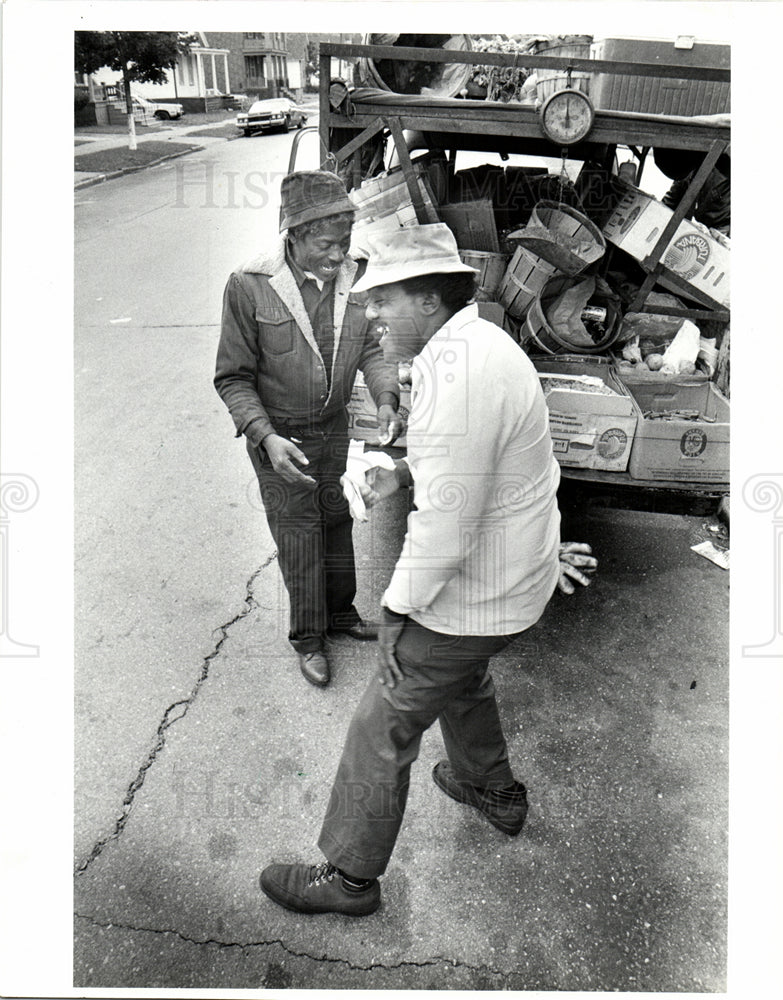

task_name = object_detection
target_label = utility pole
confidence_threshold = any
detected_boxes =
[122,61,137,150]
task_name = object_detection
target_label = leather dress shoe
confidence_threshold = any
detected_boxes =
[298,650,330,687]
[432,760,528,835]
[328,619,379,641]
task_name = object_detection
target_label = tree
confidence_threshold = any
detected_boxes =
[75,31,196,149]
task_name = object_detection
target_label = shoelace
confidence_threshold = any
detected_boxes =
[307,862,339,887]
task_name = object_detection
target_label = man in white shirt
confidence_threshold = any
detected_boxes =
[259,224,596,915]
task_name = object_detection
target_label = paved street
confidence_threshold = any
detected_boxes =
[74,128,730,990]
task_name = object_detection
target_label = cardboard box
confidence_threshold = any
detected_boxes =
[603,185,730,308]
[476,300,521,342]
[350,204,419,258]
[531,356,638,472]
[476,300,506,327]
[349,165,437,225]
[590,37,730,116]
[439,199,500,253]
[347,373,411,448]
[618,376,730,483]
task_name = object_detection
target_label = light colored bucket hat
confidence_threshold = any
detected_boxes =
[352,223,478,293]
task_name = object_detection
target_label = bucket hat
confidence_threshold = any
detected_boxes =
[351,223,478,293]
[279,171,356,232]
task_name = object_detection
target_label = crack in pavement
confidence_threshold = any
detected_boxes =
[74,912,507,979]
[75,553,278,877]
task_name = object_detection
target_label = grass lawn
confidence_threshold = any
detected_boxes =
[182,123,241,139]
[74,141,199,174]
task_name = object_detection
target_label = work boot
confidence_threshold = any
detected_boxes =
[432,760,528,835]
[297,649,330,687]
[260,862,381,915]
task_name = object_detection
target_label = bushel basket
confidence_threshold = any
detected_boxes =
[510,200,606,275]
[524,274,620,355]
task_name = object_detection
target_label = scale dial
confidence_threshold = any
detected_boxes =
[540,88,595,145]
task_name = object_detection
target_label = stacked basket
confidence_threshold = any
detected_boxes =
[498,199,616,354]
[458,249,510,302]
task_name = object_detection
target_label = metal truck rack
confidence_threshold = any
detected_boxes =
[313,41,731,514]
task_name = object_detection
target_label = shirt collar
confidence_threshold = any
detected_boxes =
[412,303,479,383]
[424,303,479,364]
[285,239,328,291]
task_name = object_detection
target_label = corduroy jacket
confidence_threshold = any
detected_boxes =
[215,237,399,447]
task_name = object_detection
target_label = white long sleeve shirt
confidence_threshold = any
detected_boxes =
[383,304,561,635]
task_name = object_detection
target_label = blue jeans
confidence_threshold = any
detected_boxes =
[318,618,523,878]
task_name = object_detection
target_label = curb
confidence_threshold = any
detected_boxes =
[74,144,206,190]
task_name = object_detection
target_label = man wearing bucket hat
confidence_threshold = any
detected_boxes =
[259,222,596,915]
[215,171,403,688]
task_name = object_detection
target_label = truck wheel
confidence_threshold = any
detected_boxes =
[243,129,252,137]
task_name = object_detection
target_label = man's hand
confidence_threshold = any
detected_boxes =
[377,607,406,688]
[377,404,405,446]
[263,434,317,488]
[558,542,598,594]
[361,465,402,509]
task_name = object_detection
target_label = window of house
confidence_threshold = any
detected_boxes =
[244,54,266,81]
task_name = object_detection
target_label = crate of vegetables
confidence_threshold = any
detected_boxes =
[531,355,638,472]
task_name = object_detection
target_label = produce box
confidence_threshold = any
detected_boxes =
[617,376,730,483]
[531,355,638,472]
[590,36,730,116]
[603,184,730,308]
[613,360,709,383]
[347,372,411,448]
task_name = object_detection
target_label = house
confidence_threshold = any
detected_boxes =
[136,31,312,105]
[200,31,308,100]
[81,33,233,117]
[75,32,360,125]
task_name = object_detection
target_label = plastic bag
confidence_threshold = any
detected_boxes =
[661,319,700,375]
[546,276,596,348]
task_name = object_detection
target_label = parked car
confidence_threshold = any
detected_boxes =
[236,98,308,136]
[121,95,184,121]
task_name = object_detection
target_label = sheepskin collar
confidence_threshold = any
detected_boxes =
[240,236,358,372]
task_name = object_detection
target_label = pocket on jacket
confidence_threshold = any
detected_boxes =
[255,307,297,357]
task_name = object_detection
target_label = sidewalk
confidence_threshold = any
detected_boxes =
[74,119,233,189]
[75,100,321,189]
[73,503,730,991]
[75,105,319,189]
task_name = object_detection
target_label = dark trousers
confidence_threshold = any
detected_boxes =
[250,414,360,654]
[318,618,523,879]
